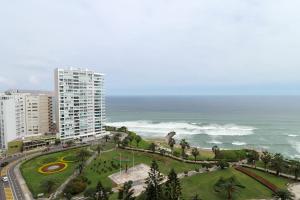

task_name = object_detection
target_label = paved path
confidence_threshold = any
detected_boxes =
[289,183,300,200]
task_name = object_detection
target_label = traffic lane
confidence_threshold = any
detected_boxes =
[8,162,25,200]
[0,181,6,200]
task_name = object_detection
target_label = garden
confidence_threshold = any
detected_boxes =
[20,148,81,197]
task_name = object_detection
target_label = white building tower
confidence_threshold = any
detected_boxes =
[54,68,105,141]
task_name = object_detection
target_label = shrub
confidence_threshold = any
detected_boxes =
[217,160,230,169]
[63,176,88,195]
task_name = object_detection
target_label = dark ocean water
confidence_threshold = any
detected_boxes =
[106,96,300,158]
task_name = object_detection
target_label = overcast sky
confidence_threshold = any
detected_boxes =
[1,0,300,95]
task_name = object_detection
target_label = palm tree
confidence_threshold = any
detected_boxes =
[168,138,176,154]
[118,181,135,200]
[289,160,300,180]
[96,144,103,155]
[77,149,90,174]
[113,133,121,147]
[272,189,295,200]
[148,143,157,152]
[135,135,142,147]
[212,145,220,158]
[104,135,110,142]
[214,176,245,200]
[271,153,284,176]
[164,169,182,200]
[261,151,272,171]
[179,139,190,157]
[191,148,200,161]
[41,179,56,194]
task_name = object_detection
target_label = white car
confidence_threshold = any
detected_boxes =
[2,176,8,182]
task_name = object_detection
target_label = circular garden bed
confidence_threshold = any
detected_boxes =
[38,162,68,174]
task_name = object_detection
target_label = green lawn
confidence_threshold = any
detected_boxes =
[20,148,82,197]
[83,148,199,189]
[180,168,291,200]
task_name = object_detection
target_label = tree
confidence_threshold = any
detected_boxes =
[168,138,176,154]
[217,160,229,169]
[214,176,245,200]
[55,139,61,145]
[104,135,110,142]
[148,143,157,152]
[191,148,200,161]
[271,153,284,176]
[122,138,130,147]
[96,144,103,155]
[164,169,181,200]
[126,135,134,144]
[95,181,109,200]
[261,151,272,171]
[145,160,164,200]
[135,135,142,147]
[212,145,220,158]
[289,160,300,180]
[179,139,190,157]
[66,140,74,146]
[77,149,90,174]
[118,181,135,200]
[113,133,121,147]
[246,150,259,166]
[41,179,56,194]
[272,189,295,200]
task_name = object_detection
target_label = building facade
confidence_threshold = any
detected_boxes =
[0,91,54,149]
[54,68,105,141]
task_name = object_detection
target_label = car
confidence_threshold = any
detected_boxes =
[2,176,8,182]
[0,162,8,167]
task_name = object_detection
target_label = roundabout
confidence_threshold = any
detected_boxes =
[38,162,68,174]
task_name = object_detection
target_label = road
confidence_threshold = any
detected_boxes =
[0,142,94,200]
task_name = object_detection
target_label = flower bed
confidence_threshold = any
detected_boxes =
[38,162,68,174]
[235,166,278,192]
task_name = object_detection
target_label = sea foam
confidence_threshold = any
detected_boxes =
[107,121,256,138]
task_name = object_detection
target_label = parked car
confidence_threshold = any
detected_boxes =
[2,176,8,182]
[0,161,8,167]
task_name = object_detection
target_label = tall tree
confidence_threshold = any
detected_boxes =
[271,153,284,176]
[212,145,220,158]
[214,176,245,200]
[148,143,157,152]
[104,135,110,142]
[179,139,190,157]
[41,179,56,194]
[246,150,260,166]
[168,138,176,154]
[135,135,142,147]
[118,181,135,200]
[289,160,300,180]
[145,160,164,200]
[260,151,272,171]
[77,149,90,174]
[272,189,295,200]
[95,181,109,200]
[113,133,121,147]
[191,148,200,161]
[164,169,182,200]
[96,144,103,155]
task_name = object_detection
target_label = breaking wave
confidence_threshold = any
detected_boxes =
[106,120,256,138]
[232,141,247,146]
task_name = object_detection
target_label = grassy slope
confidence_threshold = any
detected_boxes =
[246,168,293,189]
[180,168,290,200]
[83,148,199,189]
[20,148,81,197]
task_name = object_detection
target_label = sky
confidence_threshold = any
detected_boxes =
[1,0,300,95]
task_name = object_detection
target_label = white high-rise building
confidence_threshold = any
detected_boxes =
[0,91,54,149]
[54,68,105,141]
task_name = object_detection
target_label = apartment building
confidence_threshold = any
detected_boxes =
[0,91,54,149]
[54,68,105,141]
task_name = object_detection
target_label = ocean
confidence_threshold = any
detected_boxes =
[106,96,300,159]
